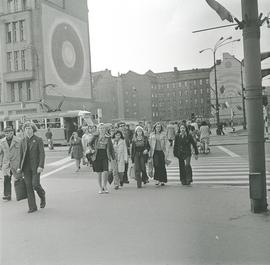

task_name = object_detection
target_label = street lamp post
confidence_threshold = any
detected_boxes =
[200,37,240,129]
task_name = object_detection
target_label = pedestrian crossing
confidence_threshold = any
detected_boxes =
[166,156,270,188]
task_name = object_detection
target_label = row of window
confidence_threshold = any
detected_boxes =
[152,79,209,90]
[7,0,28,13]
[8,81,32,103]
[151,98,206,107]
[151,88,210,98]
[5,20,26,43]
[7,50,26,72]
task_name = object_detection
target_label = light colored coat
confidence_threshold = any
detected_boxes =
[112,139,128,173]
[0,136,21,176]
[149,132,168,158]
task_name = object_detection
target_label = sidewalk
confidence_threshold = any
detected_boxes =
[1,165,270,265]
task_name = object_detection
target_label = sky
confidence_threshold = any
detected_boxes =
[87,0,270,83]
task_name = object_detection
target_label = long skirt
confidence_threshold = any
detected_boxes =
[153,150,167,183]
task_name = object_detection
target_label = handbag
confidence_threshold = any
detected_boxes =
[14,178,27,201]
[129,164,135,179]
[108,171,114,185]
[147,160,153,178]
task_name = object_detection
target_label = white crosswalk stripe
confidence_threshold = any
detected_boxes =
[166,157,270,187]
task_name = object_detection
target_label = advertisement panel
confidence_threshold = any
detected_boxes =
[42,3,91,98]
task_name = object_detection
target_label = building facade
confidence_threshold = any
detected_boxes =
[92,67,211,123]
[0,0,92,130]
[209,53,244,124]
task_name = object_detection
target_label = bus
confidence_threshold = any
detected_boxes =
[0,110,94,145]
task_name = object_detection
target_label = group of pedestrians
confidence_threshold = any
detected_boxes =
[0,118,210,213]
[0,122,46,213]
[68,119,206,193]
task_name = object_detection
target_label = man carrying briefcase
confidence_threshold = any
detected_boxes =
[17,122,46,213]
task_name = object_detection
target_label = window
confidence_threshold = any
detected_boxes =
[6,23,12,43]
[206,79,209,84]
[185,99,188,104]
[22,0,27,10]
[47,118,61,129]
[10,83,15,102]
[195,99,198,104]
[167,84,169,89]
[14,0,19,11]
[201,98,204,104]
[179,91,182,96]
[21,50,25,70]
[7,52,12,72]
[18,81,23,101]
[19,20,25,41]
[14,51,19,71]
[7,0,13,12]
[194,80,196,85]
[200,88,203,94]
[12,22,17,42]
[184,81,187,87]
[185,90,188,96]
[178,82,181,87]
[194,89,197,95]
[26,81,31,100]
[200,79,203,85]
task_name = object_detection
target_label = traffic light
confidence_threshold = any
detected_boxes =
[261,51,270,78]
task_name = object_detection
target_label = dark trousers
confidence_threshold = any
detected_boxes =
[134,153,147,182]
[23,169,45,210]
[4,175,12,197]
[153,150,167,183]
[123,162,129,183]
[178,156,192,184]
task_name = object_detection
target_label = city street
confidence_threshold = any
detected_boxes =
[1,137,270,265]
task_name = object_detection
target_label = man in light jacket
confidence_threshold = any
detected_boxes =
[0,126,21,201]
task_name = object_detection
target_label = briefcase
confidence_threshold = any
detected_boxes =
[14,178,28,201]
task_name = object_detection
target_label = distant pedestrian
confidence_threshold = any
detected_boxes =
[90,123,115,194]
[45,127,54,150]
[199,121,211,153]
[68,132,83,172]
[82,125,95,167]
[112,130,128,190]
[131,126,150,188]
[17,122,46,213]
[166,122,176,147]
[173,124,198,185]
[118,122,131,185]
[0,126,21,201]
[149,122,168,186]
[77,126,84,138]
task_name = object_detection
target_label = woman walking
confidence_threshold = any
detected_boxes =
[90,123,115,194]
[82,125,95,166]
[173,123,198,185]
[149,122,168,186]
[112,130,128,190]
[68,131,83,172]
[131,126,150,188]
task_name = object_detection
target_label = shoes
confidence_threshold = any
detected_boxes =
[155,181,160,186]
[123,180,129,184]
[143,180,149,184]
[160,183,165,186]
[98,189,104,194]
[120,181,123,187]
[115,186,119,190]
[2,196,11,201]
[40,196,46,208]
[28,208,37,213]
[75,168,80,172]
[103,188,109,193]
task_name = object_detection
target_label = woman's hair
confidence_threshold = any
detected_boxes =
[153,122,163,133]
[178,123,188,134]
[23,121,37,133]
[113,130,124,139]
[134,126,145,138]
[201,121,207,126]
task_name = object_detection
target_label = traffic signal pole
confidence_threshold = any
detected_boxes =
[241,0,268,212]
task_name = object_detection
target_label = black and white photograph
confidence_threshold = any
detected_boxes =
[0,0,270,264]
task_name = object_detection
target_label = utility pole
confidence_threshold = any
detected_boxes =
[241,0,267,212]
[240,62,247,130]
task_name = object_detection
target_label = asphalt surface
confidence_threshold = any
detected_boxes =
[1,140,270,265]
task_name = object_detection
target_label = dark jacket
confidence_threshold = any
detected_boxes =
[90,135,115,161]
[173,133,198,159]
[19,135,45,171]
[131,136,150,163]
[68,137,83,159]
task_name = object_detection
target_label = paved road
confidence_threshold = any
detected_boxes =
[1,142,270,265]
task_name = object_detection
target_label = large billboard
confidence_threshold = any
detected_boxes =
[41,3,91,98]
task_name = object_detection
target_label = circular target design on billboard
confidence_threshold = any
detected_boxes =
[51,23,84,86]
